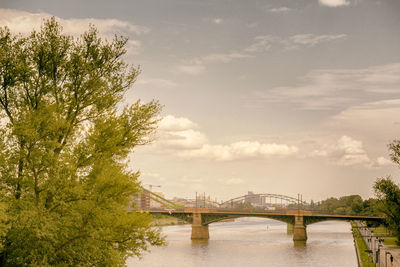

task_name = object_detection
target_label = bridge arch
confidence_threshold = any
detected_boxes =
[220,193,306,208]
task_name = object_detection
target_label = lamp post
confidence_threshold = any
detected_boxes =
[384,251,393,267]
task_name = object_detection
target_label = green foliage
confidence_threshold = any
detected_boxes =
[311,195,378,215]
[0,18,164,265]
[373,177,400,245]
[351,222,373,267]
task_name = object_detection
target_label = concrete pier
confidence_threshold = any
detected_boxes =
[191,212,209,240]
[293,215,307,242]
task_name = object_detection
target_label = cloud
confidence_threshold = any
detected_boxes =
[0,8,148,56]
[245,34,346,52]
[136,78,178,88]
[153,115,299,161]
[180,141,299,161]
[225,178,244,185]
[0,8,149,37]
[159,115,199,131]
[323,99,400,148]
[376,157,393,166]
[175,51,249,75]
[288,34,347,48]
[309,135,396,168]
[319,0,350,7]
[126,40,142,56]
[268,7,291,13]
[156,115,207,150]
[311,136,372,167]
[245,35,277,53]
[175,64,206,75]
[202,52,249,63]
[376,157,395,166]
[213,18,223,24]
[247,63,400,110]
[175,32,344,75]
[158,129,208,150]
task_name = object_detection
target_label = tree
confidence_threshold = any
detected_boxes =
[374,177,400,245]
[0,18,164,265]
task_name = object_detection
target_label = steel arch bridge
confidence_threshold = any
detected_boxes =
[219,193,307,208]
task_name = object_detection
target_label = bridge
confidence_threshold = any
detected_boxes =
[136,189,385,244]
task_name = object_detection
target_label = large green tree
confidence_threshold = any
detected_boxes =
[373,140,400,245]
[374,177,400,244]
[0,18,164,265]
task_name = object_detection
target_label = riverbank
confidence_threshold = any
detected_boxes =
[352,221,400,267]
[351,221,371,266]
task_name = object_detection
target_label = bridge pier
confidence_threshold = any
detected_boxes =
[287,223,294,234]
[191,213,209,240]
[293,215,307,243]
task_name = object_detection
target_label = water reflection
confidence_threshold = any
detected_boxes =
[293,240,307,247]
[127,218,357,267]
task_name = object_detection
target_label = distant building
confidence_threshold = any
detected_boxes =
[130,192,150,210]
[150,192,165,208]
[172,197,195,208]
[244,191,261,205]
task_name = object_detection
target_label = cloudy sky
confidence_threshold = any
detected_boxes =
[1,0,400,202]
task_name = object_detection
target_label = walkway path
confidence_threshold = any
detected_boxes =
[356,221,399,267]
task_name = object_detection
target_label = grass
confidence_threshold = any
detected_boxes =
[351,222,374,267]
[369,225,399,247]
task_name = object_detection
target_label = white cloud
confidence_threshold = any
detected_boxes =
[180,141,299,161]
[175,64,206,75]
[126,40,142,56]
[311,135,372,167]
[319,0,350,7]
[248,63,400,110]
[376,157,393,166]
[269,7,291,13]
[159,115,199,131]
[288,34,347,48]
[213,18,223,24]
[0,8,149,37]
[245,35,277,53]
[202,52,249,63]
[175,32,344,75]
[152,115,299,161]
[159,129,208,150]
[136,78,178,88]
[323,99,400,148]
[337,135,365,154]
[155,115,207,150]
[175,51,249,75]
[245,34,346,52]
[225,178,244,185]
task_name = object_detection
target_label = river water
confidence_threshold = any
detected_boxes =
[127,218,357,267]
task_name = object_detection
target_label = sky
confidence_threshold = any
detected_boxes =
[1,0,400,202]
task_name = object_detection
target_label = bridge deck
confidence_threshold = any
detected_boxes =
[145,209,384,221]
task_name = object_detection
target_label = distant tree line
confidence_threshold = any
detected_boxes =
[284,195,379,216]
[308,195,380,216]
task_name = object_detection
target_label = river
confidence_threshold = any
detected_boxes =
[127,218,357,267]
